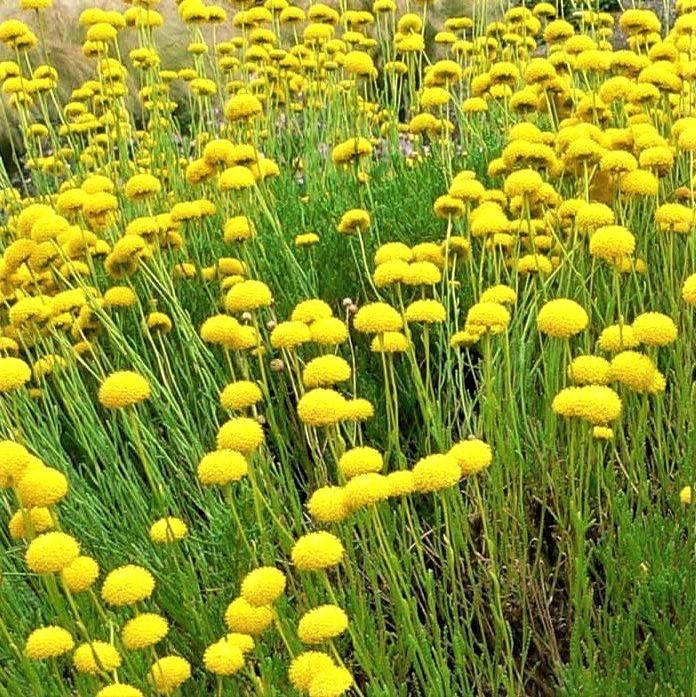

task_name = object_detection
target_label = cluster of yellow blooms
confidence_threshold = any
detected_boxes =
[0,0,696,693]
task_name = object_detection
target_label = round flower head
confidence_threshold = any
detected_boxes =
[203,640,244,675]
[292,299,333,324]
[371,332,410,353]
[353,303,402,333]
[104,286,138,309]
[220,380,263,411]
[552,385,622,424]
[297,389,347,427]
[631,312,677,346]
[225,280,272,313]
[25,626,74,660]
[149,517,188,543]
[61,556,99,593]
[270,320,312,349]
[0,440,30,486]
[308,486,349,523]
[302,355,351,388]
[9,507,54,540]
[448,439,492,475]
[149,655,191,694]
[291,532,344,571]
[337,208,370,235]
[26,531,80,574]
[412,454,461,493]
[297,605,349,644]
[98,371,151,409]
[465,302,510,335]
[216,417,264,453]
[589,225,635,262]
[225,93,262,121]
[241,567,286,607]
[344,473,390,511]
[309,665,354,697]
[537,298,589,338]
[290,652,336,691]
[310,318,348,345]
[224,597,274,635]
[198,450,248,485]
[223,633,255,653]
[18,466,68,508]
[101,564,155,606]
[597,324,639,352]
[122,613,169,650]
[608,351,660,393]
[680,486,692,505]
[96,685,144,697]
[125,173,161,201]
[73,641,121,674]
[405,299,446,324]
[593,426,614,440]
[683,274,696,306]
[568,355,611,385]
[339,446,383,479]
[402,260,443,286]
[343,398,375,422]
[386,470,415,497]
[0,356,31,392]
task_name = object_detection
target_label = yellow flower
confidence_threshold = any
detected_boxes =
[290,652,336,691]
[344,473,390,510]
[308,486,349,523]
[149,655,191,694]
[466,302,510,335]
[149,517,188,543]
[339,446,383,479]
[412,454,461,493]
[203,640,244,675]
[337,208,370,234]
[98,371,151,409]
[198,450,248,485]
[297,389,347,427]
[225,93,263,121]
[552,385,622,425]
[25,626,74,660]
[96,685,143,697]
[73,641,121,674]
[597,324,639,352]
[125,173,161,201]
[216,418,264,453]
[18,466,68,508]
[61,556,99,593]
[291,532,344,571]
[405,299,446,323]
[448,439,492,475]
[225,280,273,312]
[0,356,31,392]
[302,355,351,388]
[309,666,354,697]
[241,567,286,607]
[122,613,169,650]
[298,605,348,644]
[224,597,274,635]
[631,312,677,346]
[537,299,588,338]
[9,506,54,540]
[568,355,611,385]
[354,302,402,333]
[101,565,155,606]
[26,532,80,574]
[220,380,263,411]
